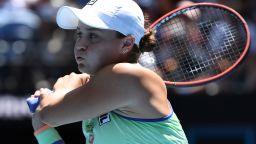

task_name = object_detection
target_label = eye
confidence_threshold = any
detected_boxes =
[88,33,98,40]
[76,31,82,39]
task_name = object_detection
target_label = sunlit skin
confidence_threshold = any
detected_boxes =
[31,22,171,129]
[74,22,126,74]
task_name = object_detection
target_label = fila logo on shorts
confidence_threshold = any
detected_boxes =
[87,0,98,5]
[98,113,111,125]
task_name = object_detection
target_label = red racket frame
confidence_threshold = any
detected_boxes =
[148,2,250,86]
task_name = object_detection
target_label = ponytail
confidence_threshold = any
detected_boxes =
[138,29,156,52]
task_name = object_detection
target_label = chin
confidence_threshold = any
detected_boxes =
[77,64,86,72]
[78,65,94,75]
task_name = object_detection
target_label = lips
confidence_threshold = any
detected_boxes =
[76,56,84,62]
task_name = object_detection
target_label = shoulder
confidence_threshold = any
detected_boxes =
[100,63,161,79]
[91,63,169,118]
[95,63,167,101]
[96,63,169,118]
[97,63,165,87]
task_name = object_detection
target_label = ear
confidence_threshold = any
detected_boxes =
[121,36,135,54]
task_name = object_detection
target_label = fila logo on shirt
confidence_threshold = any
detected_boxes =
[87,0,98,5]
[98,113,111,125]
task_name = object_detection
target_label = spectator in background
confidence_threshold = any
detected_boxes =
[137,0,175,22]
[0,0,41,40]
[216,0,256,95]
[28,0,79,40]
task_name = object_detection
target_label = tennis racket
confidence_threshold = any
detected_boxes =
[138,2,250,86]
[27,96,41,113]
[27,2,250,113]
[27,89,53,113]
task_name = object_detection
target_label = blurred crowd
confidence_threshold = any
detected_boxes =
[0,0,255,96]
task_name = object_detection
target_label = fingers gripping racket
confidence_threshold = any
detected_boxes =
[138,2,250,86]
[27,90,53,113]
[27,3,250,113]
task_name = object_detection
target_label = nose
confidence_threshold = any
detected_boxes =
[75,45,88,51]
[74,40,88,51]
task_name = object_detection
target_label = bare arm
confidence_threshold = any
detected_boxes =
[37,63,169,127]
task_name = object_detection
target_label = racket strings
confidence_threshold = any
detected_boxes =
[139,5,248,83]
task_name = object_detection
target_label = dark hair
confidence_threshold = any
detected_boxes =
[139,11,157,53]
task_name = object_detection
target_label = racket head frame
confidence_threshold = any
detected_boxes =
[143,2,250,86]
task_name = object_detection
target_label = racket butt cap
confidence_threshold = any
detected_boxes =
[26,97,40,113]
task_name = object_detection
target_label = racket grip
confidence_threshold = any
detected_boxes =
[26,96,41,113]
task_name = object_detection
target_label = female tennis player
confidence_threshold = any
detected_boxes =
[30,0,188,143]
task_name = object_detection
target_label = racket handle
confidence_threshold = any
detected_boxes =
[26,96,41,113]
